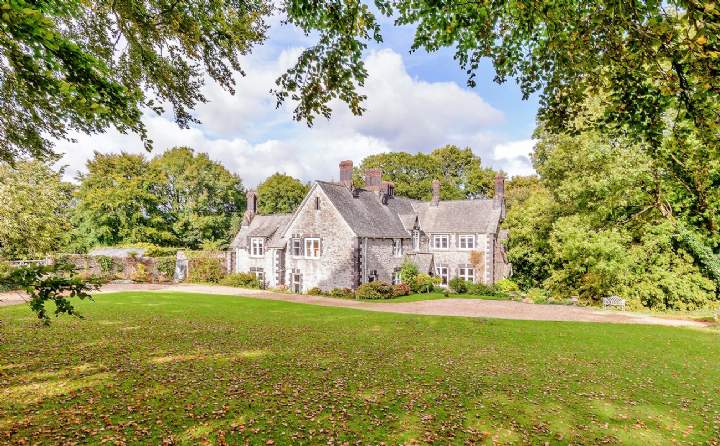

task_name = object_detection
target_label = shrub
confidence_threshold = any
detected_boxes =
[188,256,225,283]
[132,263,149,282]
[399,260,419,285]
[155,256,176,280]
[392,283,411,297]
[413,274,437,293]
[496,278,520,293]
[448,278,470,294]
[0,261,15,291]
[220,272,260,288]
[526,287,548,304]
[329,287,354,298]
[96,256,114,275]
[356,281,394,299]
[307,287,325,296]
[467,282,500,296]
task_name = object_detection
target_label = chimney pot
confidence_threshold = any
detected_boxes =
[244,189,257,224]
[431,179,441,206]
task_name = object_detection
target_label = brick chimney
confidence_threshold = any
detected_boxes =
[364,168,382,192]
[339,160,353,189]
[493,173,505,217]
[431,179,441,206]
[243,190,257,225]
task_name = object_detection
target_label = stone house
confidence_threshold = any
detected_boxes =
[228,160,511,292]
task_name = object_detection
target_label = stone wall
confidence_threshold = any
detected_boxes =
[282,186,357,292]
[363,238,406,284]
[426,233,491,284]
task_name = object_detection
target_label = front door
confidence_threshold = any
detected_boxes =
[291,273,302,293]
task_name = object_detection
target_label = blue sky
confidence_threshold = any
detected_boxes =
[57,15,539,186]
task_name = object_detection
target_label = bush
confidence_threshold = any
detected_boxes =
[0,261,15,291]
[399,261,419,285]
[467,282,500,296]
[188,256,225,283]
[155,256,176,280]
[329,287,354,299]
[307,287,325,296]
[96,256,115,275]
[448,278,470,294]
[496,278,520,293]
[526,287,548,304]
[392,283,411,297]
[413,274,437,293]
[220,272,260,288]
[356,281,394,299]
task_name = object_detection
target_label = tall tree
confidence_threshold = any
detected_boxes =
[357,146,496,200]
[71,152,171,250]
[256,173,309,214]
[151,147,245,248]
[0,0,269,163]
[0,161,72,259]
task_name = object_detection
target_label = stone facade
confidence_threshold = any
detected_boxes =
[229,161,511,292]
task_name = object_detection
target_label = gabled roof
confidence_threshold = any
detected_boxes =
[230,213,292,249]
[410,200,502,233]
[404,252,434,274]
[316,181,410,238]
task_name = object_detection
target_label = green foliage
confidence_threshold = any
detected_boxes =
[187,256,225,284]
[329,287,354,298]
[356,146,497,199]
[0,262,102,325]
[306,287,325,296]
[412,274,437,294]
[467,282,501,297]
[96,256,114,275]
[399,260,418,285]
[391,283,411,297]
[355,281,394,300]
[526,288,549,304]
[448,278,469,294]
[256,173,310,215]
[154,257,176,281]
[0,0,269,163]
[0,261,14,291]
[151,147,245,248]
[495,279,519,293]
[0,161,72,259]
[220,273,260,289]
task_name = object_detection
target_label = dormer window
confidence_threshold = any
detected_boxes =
[250,237,264,256]
[412,230,420,250]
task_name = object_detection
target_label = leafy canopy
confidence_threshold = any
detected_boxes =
[0,161,73,259]
[256,173,309,214]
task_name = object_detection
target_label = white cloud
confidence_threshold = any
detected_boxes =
[492,139,536,177]
[55,46,534,187]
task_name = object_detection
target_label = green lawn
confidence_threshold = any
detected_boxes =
[1,292,718,445]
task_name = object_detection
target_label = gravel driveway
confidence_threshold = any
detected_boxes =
[0,283,708,328]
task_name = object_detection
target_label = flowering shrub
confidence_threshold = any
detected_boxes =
[392,283,411,297]
[356,281,394,299]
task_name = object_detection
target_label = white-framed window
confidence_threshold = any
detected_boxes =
[458,234,476,250]
[250,237,264,256]
[392,269,402,285]
[436,266,449,286]
[250,267,265,284]
[291,238,303,257]
[458,265,475,283]
[432,234,449,250]
[392,239,403,257]
[304,238,321,258]
[412,230,420,250]
[368,270,378,282]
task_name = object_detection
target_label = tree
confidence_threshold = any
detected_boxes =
[356,146,496,200]
[0,161,72,259]
[256,173,309,214]
[151,147,245,248]
[71,152,171,250]
[0,0,269,163]
[278,1,720,154]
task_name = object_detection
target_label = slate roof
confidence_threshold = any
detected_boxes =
[410,200,502,234]
[316,181,410,238]
[229,213,292,249]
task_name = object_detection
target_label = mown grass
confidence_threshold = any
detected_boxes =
[1,292,719,445]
